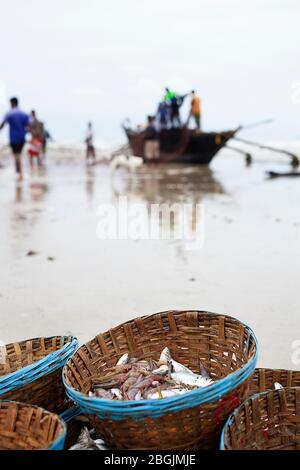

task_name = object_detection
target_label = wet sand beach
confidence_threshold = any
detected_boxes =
[0,146,299,369]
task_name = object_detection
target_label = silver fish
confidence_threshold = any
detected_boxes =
[171,371,213,388]
[146,388,191,399]
[159,347,195,376]
[152,364,169,375]
[68,427,108,450]
[111,388,123,400]
[116,353,129,365]
[274,382,283,390]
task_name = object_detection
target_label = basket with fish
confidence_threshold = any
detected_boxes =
[63,310,258,449]
[0,336,78,413]
[249,367,300,396]
[220,387,300,450]
[0,401,66,450]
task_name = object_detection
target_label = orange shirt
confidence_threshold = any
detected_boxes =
[191,95,201,115]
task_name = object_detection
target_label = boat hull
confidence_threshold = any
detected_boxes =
[124,127,236,165]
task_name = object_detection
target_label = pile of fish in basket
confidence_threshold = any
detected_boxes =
[0,310,299,450]
[89,347,213,401]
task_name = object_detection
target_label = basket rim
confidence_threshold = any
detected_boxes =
[0,336,78,396]
[63,311,259,420]
[0,400,67,450]
[219,386,300,450]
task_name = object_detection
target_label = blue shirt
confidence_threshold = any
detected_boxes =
[4,108,29,145]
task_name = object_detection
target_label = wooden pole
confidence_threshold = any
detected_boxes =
[233,137,299,167]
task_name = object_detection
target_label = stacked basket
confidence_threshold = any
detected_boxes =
[221,368,300,450]
[63,310,258,449]
[0,335,78,450]
[0,335,78,413]
[0,401,66,450]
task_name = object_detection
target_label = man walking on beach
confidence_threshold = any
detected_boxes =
[0,97,29,181]
[85,121,96,164]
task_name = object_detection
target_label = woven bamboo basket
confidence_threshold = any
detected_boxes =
[220,387,300,450]
[63,310,258,449]
[249,368,300,395]
[0,336,78,413]
[0,401,66,450]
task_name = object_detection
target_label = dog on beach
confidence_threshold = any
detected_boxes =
[109,154,143,174]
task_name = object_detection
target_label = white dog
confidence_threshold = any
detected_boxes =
[109,154,143,173]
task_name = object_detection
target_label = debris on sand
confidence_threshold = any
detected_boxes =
[26,250,39,256]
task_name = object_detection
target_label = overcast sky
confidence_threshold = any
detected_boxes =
[0,0,299,145]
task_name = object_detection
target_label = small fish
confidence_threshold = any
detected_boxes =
[199,361,211,380]
[111,388,123,400]
[94,379,119,389]
[146,389,191,399]
[274,382,283,390]
[152,364,169,375]
[135,375,164,390]
[116,353,129,365]
[160,348,195,376]
[171,372,213,388]
[127,387,140,400]
[69,427,108,450]
[94,388,113,399]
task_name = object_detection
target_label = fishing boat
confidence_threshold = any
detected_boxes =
[123,125,238,165]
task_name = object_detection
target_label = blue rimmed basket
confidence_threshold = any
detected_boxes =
[220,387,300,450]
[0,401,66,450]
[63,310,258,449]
[0,336,78,414]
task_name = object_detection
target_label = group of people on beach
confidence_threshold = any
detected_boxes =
[0,87,202,178]
[0,97,51,181]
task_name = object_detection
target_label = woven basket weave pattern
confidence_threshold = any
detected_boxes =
[249,368,300,395]
[0,336,78,413]
[221,387,300,450]
[64,310,257,449]
[0,401,66,450]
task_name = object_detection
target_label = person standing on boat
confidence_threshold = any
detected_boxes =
[85,121,96,164]
[188,90,201,130]
[0,97,29,181]
[164,88,188,127]
[157,101,169,129]
[144,115,160,161]
[164,87,178,102]
[163,87,180,127]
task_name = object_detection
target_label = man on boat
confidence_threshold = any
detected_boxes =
[163,87,178,102]
[187,90,201,130]
[0,97,29,181]
[144,115,160,161]
[163,87,188,127]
